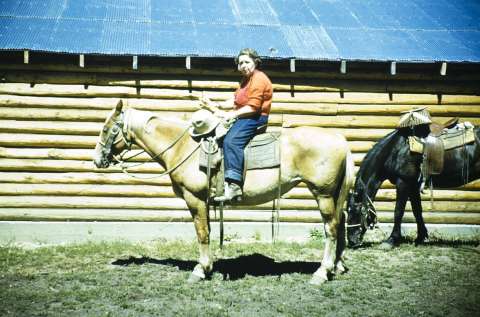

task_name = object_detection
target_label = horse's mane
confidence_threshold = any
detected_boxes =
[355,129,400,191]
[124,108,188,136]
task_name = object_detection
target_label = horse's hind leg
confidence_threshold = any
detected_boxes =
[334,211,347,275]
[310,195,339,285]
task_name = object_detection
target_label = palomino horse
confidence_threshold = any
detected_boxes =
[347,125,480,249]
[94,100,355,285]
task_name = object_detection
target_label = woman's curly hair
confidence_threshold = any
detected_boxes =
[235,48,262,67]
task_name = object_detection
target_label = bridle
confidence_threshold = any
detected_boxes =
[98,111,133,165]
[98,110,200,178]
[347,178,378,230]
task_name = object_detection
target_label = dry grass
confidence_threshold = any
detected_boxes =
[1,238,479,316]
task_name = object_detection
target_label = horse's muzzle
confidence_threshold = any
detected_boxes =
[93,155,109,168]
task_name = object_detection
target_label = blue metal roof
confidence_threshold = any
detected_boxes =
[0,0,479,62]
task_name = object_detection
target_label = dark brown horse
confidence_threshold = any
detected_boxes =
[347,124,480,248]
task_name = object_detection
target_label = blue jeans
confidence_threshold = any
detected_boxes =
[223,115,268,183]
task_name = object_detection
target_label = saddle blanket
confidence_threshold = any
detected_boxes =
[199,132,280,170]
[408,126,475,154]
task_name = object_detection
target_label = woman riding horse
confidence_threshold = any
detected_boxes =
[93,98,355,285]
[201,48,273,203]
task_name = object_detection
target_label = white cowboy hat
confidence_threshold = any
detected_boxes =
[189,109,221,137]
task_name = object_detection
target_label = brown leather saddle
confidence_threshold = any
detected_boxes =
[408,119,475,180]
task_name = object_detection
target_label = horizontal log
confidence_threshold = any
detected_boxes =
[1,184,479,201]
[0,119,394,142]
[3,70,480,94]
[0,172,479,193]
[2,95,479,118]
[283,187,480,201]
[337,104,480,117]
[0,172,171,185]
[0,208,478,224]
[0,158,163,173]
[0,184,175,197]
[0,195,478,213]
[282,115,480,128]
[375,212,480,225]
[2,83,480,105]
[0,147,150,162]
[0,133,373,152]
[0,133,98,148]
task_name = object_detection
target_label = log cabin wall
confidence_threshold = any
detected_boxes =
[0,52,479,228]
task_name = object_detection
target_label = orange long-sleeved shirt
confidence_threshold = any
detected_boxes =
[234,70,272,116]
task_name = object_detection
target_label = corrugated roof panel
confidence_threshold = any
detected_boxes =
[51,19,104,53]
[282,25,338,60]
[344,0,401,29]
[237,24,293,58]
[367,29,427,61]
[152,0,193,24]
[101,0,150,22]
[0,17,56,51]
[101,20,150,55]
[195,24,239,57]
[150,22,196,56]
[306,0,362,28]
[0,0,479,62]
[452,31,480,59]
[325,27,378,60]
[0,0,19,16]
[12,0,64,18]
[389,1,441,29]
[191,0,235,24]
[410,29,479,62]
[269,0,319,26]
[416,0,473,30]
[61,0,107,20]
[230,0,280,26]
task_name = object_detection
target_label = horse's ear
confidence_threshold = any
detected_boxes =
[115,99,123,114]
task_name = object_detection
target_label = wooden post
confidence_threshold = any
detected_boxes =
[132,56,138,70]
[340,60,347,74]
[79,54,85,68]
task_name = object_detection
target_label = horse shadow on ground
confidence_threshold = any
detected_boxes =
[112,253,320,280]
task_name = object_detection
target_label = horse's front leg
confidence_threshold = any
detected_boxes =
[183,191,213,282]
[409,186,428,245]
[383,178,409,249]
[310,196,338,286]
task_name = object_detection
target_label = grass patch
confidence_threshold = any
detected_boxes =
[1,239,479,316]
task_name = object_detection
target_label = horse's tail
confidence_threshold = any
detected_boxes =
[336,149,355,216]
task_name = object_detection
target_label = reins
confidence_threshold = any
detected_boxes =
[110,111,200,179]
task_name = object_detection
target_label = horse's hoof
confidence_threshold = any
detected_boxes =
[187,272,204,283]
[380,237,397,250]
[309,274,328,286]
[334,263,348,275]
[415,237,429,246]
[187,264,206,283]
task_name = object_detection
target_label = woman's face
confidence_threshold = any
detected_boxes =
[237,55,256,77]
